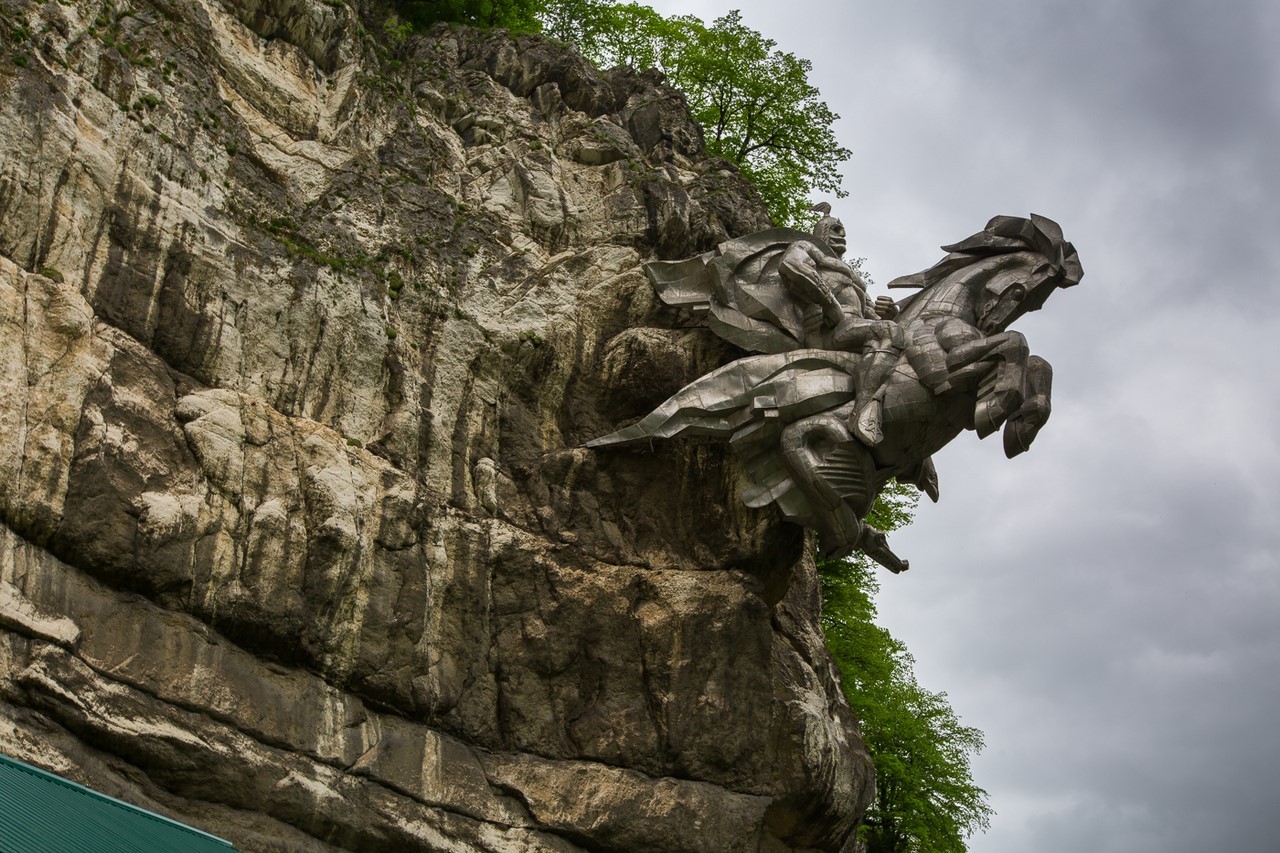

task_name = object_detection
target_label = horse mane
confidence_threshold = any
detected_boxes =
[887,214,1083,301]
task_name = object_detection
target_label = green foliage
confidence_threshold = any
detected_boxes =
[541,2,850,225]
[390,0,544,31]
[541,0,670,68]
[383,14,413,45]
[387,270,405,297]
[819,481,994,852]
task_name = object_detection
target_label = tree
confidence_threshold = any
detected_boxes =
[540,3,850,226]
[819,481,994,852]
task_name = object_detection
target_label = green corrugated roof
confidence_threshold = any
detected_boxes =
[0,753,238,852]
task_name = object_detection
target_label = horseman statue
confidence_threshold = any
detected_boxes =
[587,207,1082,574]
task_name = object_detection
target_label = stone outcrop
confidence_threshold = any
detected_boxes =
[0,1,873,850]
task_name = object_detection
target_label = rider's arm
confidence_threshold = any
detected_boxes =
[873,295,900,320]
[780,242,845,325]
[832,314,904,349]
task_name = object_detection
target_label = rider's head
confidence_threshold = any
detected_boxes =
[811,206,847,257]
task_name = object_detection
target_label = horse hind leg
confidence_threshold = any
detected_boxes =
[779,416,911,573]
[859,526,909,574]
[815,519,910,574]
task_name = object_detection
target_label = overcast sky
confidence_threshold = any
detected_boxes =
[642,2,1280,850]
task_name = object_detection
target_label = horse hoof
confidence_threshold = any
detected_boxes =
[1003,417,1037,458]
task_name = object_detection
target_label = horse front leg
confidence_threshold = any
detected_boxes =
[945,331,1031,437]
[1003,355,1053,458]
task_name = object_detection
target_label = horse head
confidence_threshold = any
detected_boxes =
[892,214,1083,333]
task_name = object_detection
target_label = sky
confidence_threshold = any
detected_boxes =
[642,1,1280,851]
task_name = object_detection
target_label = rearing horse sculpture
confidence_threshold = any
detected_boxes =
[588,213,1082,573]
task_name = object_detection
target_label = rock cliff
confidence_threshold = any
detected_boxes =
[0,0,874,849]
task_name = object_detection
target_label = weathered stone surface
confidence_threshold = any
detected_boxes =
[0,1,868,849]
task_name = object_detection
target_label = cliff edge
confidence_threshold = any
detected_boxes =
[0,1,873,849]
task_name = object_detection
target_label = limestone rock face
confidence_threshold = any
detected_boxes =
[0,1,873,850]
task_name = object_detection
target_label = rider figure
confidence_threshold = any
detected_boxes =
[779,204,904,446]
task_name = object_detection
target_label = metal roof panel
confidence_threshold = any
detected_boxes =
[0,753,238,853]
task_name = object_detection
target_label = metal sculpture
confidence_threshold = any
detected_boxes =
[588,210,1082,573]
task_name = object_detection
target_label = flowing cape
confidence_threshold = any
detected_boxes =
[585,349,865,514]
[645,227,843,354]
